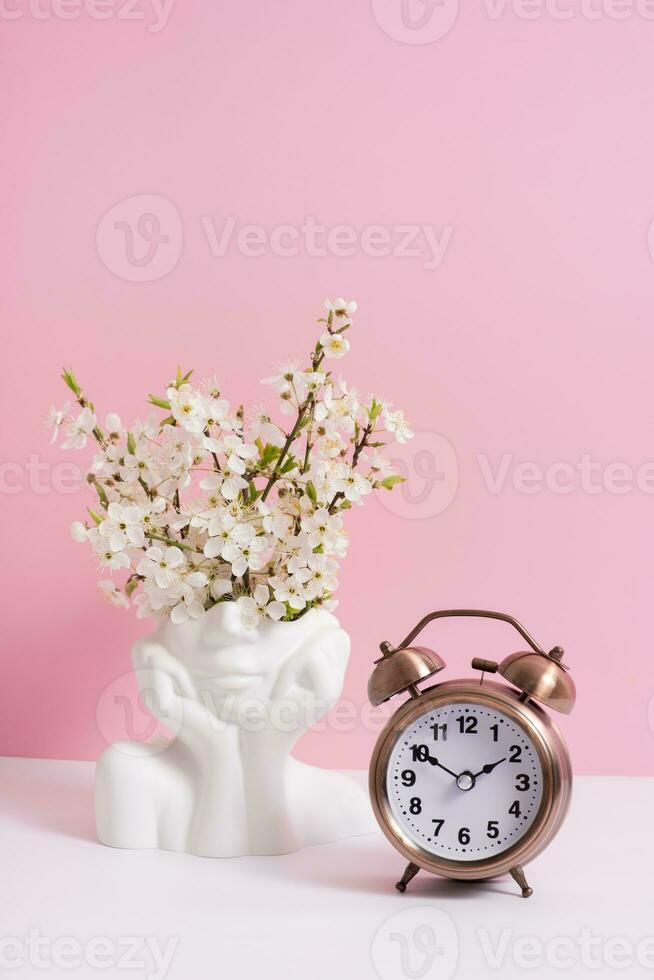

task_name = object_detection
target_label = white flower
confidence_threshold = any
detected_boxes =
[61,407,96,450]
[300,508,342,548]
[261,360,301,392]
[45,403,70,444]
[210,575,233,600]
[89,530,132,571]
[139,498,168,534]
[293,371,327,402]
[221,526,269,577]
[105,412,122,433]
[319,332,350,359]
[119,442,159,486]
[204,434,257,476]
[70,521,88,543]
[167,384,204,433]
[137,545,185,589]
[303,553,339,599]
[262,509,293,540]
[383,408,414,444]
[99,502,145,552]
[324,298,357,321]
[200,374,222,398]
[97,580,129,609]
[330,463,373,503]
[248,408,285,448]
[237,584,285,628]
[360,450,395,478]
[270,573,309,612]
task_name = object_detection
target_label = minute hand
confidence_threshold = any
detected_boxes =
[472,758,506,779]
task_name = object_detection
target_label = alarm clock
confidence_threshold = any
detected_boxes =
[368,609,575,898]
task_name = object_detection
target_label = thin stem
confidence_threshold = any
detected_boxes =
[328,422,373,513]
[146,532,205,555]
[261,351,325,501]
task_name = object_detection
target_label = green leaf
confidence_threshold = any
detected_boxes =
[61,367,81,397]
[260,443,282,467]
[148,395,171,410]
[126,431,136,455]
[381,475,406,490]
[125,576,141,598]
[280,455,298,474]
[306,481,318,505]
[87,508,104,525]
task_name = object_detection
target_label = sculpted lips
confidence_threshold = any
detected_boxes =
[192,650,265,694]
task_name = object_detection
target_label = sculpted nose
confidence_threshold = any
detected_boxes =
[220,601,246,636]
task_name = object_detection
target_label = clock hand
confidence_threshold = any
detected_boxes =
[472,758,506,779]
[426,755,459,779]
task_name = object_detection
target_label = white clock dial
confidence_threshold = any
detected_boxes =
[386,702,544,862]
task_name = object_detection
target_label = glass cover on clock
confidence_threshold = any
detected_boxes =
[386,702,544,862]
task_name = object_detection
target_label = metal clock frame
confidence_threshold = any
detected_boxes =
[369,678,572,896]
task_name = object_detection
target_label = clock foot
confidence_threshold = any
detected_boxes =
[509,865,533,898]
[395,862,420,893]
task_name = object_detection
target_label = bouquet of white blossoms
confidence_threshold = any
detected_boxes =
[49,300,413,628]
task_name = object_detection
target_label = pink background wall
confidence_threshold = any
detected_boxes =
[3,0,654,774]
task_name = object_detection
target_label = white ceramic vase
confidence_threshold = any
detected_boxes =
[95,603,376,856]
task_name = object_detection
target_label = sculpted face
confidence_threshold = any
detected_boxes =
[152,602,346,726]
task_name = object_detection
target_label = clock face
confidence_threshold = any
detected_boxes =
[386,701,544,862]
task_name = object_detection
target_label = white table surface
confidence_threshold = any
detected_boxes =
[1,758,652,980]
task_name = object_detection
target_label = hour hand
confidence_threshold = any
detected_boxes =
[472,758,506,779]
[426,755,459,779]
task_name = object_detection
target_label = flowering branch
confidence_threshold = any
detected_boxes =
[49,299,414,627]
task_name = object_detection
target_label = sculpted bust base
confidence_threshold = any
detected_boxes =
[95,604,376,856]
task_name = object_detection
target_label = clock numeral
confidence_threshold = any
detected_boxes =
[509,744,522,763]
[509,800,521,818]
[458,827,471,845]
[401,769,416,787]
[515,773,531,792]
[431,722,447,741]
[456,715,478,734]
[486,820,500,839]
[489,723,499,742]
[409,797,422,815]
[410,744,429,762]
[431,818,444,838]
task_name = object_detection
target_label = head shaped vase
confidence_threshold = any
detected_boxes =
[95,604,376,856]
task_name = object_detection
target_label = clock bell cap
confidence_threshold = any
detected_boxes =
[368,646,446,706]
[499,650,576,714]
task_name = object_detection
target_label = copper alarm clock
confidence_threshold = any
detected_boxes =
[368,609,575,898]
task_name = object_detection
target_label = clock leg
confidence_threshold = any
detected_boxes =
[395,862,420,893]
[509,865,533,898]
